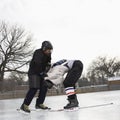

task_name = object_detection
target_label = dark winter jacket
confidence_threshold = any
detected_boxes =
[28,48,51,76]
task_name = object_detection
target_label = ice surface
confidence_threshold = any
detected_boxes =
[0,90,120,120]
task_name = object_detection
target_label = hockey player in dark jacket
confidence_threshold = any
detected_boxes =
[20,41,53,113]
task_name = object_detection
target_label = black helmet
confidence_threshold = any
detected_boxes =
[41,41,53,51]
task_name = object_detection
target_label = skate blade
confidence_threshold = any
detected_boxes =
[32,108,51,111]
[17,109,30,115]
[64,107,79,111]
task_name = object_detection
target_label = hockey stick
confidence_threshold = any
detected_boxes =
[49,102,114,112]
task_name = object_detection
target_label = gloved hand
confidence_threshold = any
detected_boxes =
[44,79,54,89]
[39,72,48,78]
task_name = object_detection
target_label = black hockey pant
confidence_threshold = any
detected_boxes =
[63,60,83,88]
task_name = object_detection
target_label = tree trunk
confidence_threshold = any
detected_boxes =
[0,72,4,92]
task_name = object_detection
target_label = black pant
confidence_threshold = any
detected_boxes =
[63,60,83,88]
[23,76,47,106]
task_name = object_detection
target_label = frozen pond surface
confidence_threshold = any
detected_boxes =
[0,90,120,120]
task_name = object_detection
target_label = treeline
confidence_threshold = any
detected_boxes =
[0,21,120,92]
[78,56,120,86]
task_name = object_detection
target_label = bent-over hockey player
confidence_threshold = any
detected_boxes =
[44,59,83,109]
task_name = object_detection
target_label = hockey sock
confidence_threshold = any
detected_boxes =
[65,87,76,97]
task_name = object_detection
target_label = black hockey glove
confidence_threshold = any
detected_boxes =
[39,72,48,78]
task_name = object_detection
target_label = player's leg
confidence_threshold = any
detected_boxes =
[20,88,37,113]
[35,80,50,109]
[20,75,40,113]
[63,60,83,109]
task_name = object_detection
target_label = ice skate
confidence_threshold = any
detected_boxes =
[35,104,51,110]
[20,104,31,113]
[64,96,79,109]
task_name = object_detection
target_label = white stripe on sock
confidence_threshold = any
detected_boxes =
[65,87,75,96]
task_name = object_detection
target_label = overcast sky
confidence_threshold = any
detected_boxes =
[0,0,120,73]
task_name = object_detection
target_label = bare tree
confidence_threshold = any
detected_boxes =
[87,56,120,85]
[0,21,33,91]
[8,71,27,85]
[78,76,90,87]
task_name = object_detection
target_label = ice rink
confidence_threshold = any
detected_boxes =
[0,90,120,120]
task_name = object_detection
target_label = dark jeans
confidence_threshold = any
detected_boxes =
[29,75,41,88]
[23,75,48,106]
